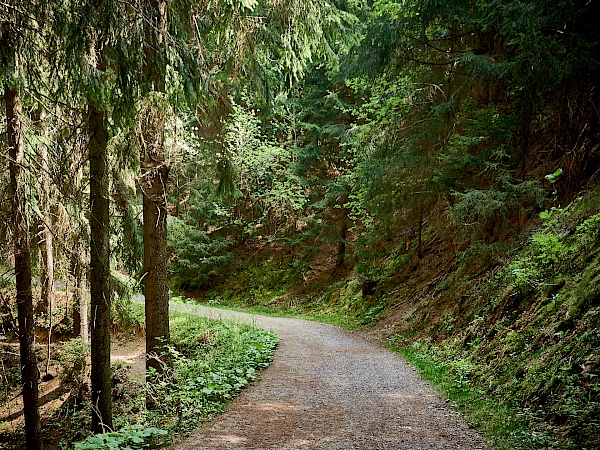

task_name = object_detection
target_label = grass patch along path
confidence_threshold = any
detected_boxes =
[169,301,486,449]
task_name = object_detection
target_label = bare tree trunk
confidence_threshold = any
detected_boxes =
[37,129,55,378]
[71,251,89,343]
[335,217,348,269]
[141,0,170,378]
[38,217,55,315]
[88,102,113,433]
[5,84,43,450]
[71,162,89,343]
[335,193,349,270]
[35,117,55,318]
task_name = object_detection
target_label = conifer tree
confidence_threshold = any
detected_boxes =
[1,3,43,447]
[140,0,170,376]
[88,79,113,433]
[4,82,43,450]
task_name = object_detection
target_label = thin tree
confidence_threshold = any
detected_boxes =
[4,74,44,450]
[34,111,56,377]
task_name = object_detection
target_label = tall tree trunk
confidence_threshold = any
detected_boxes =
[141,0,170,377]
[335,193,349,270]
[71,250,89,343]
[38,130,55,377]
[35,115,55,318]
[5,85,43,450]
[71,163,89,343]
[335,217,348,269]
[88,103,113,433]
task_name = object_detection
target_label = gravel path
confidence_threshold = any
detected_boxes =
[170,302,487,450]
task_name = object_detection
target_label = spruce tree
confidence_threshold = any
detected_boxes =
[5,82,43,450]
[140,0,171,377]
[1,3,43,447]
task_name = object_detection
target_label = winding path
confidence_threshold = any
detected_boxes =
[169,302,487,450]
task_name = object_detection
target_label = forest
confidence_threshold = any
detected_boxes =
[1,0,599,448]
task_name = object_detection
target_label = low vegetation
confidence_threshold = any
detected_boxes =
[0,306,277,449]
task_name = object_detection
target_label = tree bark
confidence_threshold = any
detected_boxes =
[71,163,89,342]
[37,128,55,377]
[5,85,43,450]
[71,250,89,343]
[88,103,113,433]
[335,217,348,269]
[35,115,55,318]
[141,0,170,377]
[335,193,349,270]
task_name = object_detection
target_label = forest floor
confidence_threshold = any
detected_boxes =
[0,335,146,438]
[168,302,487,450]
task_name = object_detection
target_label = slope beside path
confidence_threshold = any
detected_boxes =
[170,302,487,450]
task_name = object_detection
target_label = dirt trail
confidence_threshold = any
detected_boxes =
[169,303,487,450]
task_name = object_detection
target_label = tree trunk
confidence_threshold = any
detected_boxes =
[35,116,55,318]
[5,85,43,450]
[335,193,349,270]
[37,131,55,377]
[71,163,89,343]
[71,251,89,343]
[335,217,348,269]
[88,103,113,433]
[38,207,55,317]
[142,0,170,377]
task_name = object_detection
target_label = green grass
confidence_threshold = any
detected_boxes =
[172,295,363,329]
[395,343,555,450]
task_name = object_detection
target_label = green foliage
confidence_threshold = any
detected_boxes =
[144,312,278,430]
[72,426,168,450]
[438,101,547,237]
[168,216,234,290]
[574,213,600,251]
[545,168,563,184]
[505,229,565,293]
[389,187,600,448]
[58,337,90,387]
[111,273,142,330]
[223,101,307,234]
[396,341,553,449]
[65,311,277,448]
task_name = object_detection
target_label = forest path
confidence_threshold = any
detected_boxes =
[169,302,487,450]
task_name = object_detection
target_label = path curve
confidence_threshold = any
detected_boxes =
[170,302,486,450]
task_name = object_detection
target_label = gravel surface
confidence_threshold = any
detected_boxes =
[170,302,487,450]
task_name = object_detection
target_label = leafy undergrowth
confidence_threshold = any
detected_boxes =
[56,311,278,449]
[384,191,600,449]
[396,344,532,449]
